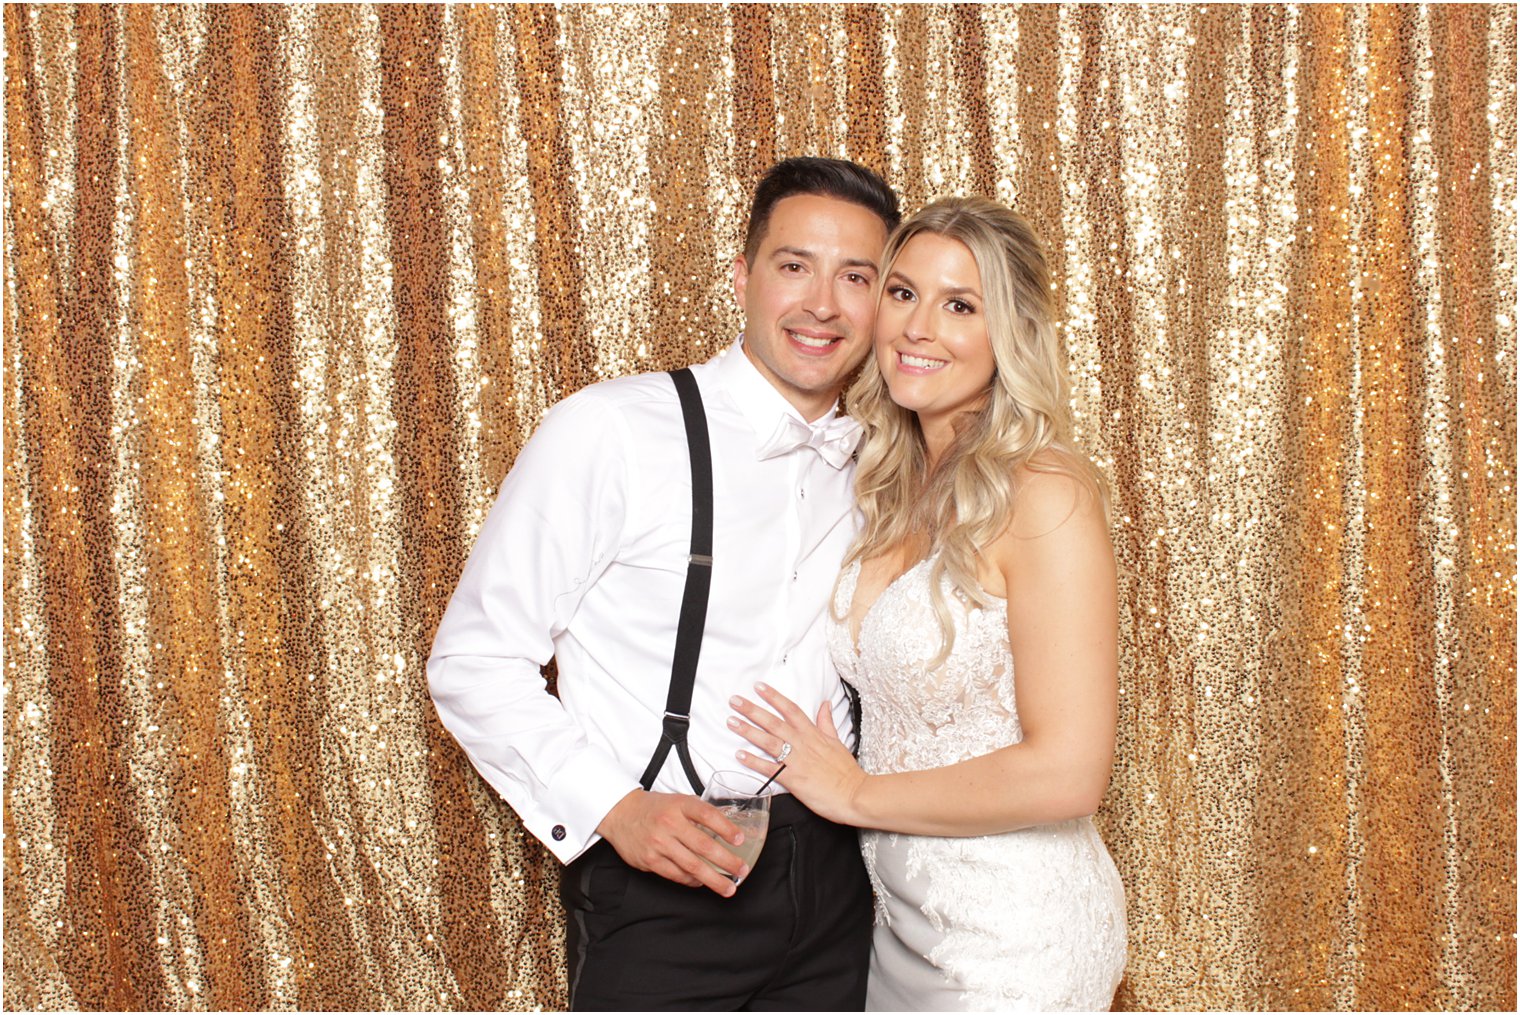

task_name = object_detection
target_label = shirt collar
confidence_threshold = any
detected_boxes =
[711,335,844,441]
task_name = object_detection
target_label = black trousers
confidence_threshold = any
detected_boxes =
[561,794,873,1011]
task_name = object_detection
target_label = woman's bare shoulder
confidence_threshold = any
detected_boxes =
[1004,454,1104,541]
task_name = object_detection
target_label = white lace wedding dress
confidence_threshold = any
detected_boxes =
[831,558,1127,1011]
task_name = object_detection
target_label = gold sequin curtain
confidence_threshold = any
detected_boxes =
[3,3,1514,1010]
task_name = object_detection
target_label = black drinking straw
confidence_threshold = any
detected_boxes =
[754,764,786,795]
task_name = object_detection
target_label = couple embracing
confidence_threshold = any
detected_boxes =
[428,158,1127,1011]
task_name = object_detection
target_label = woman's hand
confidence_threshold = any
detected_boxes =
[727,683,869,827]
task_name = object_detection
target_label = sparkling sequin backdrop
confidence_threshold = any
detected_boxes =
[2,3,1514,1010]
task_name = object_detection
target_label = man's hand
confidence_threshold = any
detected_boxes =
[595,789,749,897]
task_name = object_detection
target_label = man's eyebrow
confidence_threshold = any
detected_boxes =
[771,247,880,272]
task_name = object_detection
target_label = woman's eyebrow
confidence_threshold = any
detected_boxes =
[886,269,980,300]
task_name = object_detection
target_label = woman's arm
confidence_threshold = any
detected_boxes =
[730,470,1118,836]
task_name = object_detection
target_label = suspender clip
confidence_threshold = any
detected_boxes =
[661,711,691,742]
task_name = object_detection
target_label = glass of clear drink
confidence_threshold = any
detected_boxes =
[701,770,771,886]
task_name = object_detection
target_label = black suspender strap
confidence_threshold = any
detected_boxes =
[843,680,863,759]
[638,368,712,794]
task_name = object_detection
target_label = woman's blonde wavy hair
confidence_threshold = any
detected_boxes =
[842,196,1108,666]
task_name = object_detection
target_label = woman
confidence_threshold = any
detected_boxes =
[728,197,1127,1011]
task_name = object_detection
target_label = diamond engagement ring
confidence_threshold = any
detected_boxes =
[776,742,792,762]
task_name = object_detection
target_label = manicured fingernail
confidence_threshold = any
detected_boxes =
[736,750,747,760]
[755,681,770,692]
[727,717,740,728]
[729,695,743,707]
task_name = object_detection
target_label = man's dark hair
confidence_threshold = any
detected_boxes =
[742,157,900,263]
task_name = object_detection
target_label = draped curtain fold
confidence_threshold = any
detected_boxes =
[3,4,1514,1010]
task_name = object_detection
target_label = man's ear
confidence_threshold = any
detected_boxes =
[731,255,749,310]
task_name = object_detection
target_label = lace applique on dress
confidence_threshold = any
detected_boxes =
[831,557,1127,1012]
[842,557,1022,773]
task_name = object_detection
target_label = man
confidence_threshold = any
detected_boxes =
[428,158,899,1010]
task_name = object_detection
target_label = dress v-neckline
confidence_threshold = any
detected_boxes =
[846,554,1011,659]
[847,557,933,659]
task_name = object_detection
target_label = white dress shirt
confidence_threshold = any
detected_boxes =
[427,339,861,864]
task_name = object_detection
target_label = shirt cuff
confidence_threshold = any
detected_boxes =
[529,746,643,865]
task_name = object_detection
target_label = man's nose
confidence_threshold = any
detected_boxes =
[803,274,840,320]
